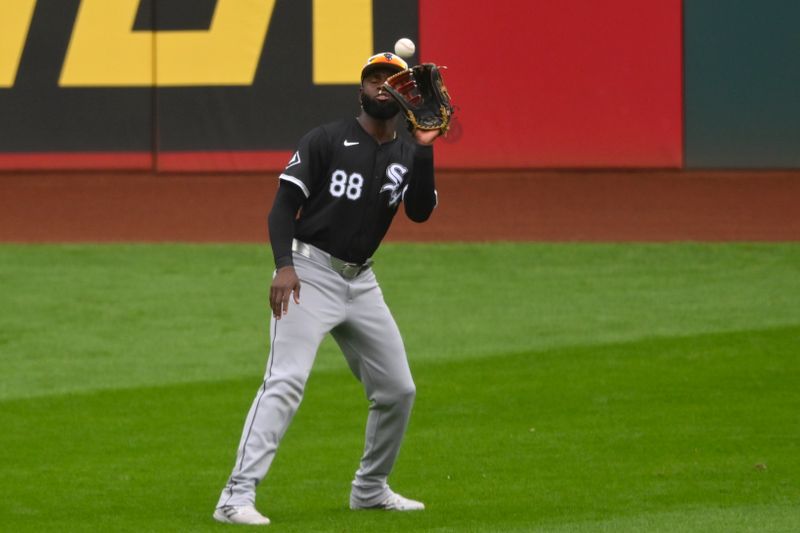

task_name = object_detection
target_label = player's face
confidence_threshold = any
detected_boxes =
[360,68,400,120]
[362,69,393,97]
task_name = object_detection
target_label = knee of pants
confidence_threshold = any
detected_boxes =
[265,373,308,406]
[374,383,416,409]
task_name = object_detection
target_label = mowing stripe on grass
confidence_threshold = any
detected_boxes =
[0,326,797,531]
[1,243,799,402]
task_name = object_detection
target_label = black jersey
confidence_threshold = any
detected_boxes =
[277,118,437,264]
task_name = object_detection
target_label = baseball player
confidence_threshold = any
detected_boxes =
[213,52,441,526]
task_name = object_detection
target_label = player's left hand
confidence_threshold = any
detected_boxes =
[413,129,441,145]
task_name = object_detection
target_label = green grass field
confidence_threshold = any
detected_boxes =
[1,243,798,531]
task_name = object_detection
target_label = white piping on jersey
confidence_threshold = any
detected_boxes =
[279,173,310,198]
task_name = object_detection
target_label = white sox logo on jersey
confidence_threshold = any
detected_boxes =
[381,163,409,207]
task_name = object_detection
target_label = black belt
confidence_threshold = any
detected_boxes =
[291,239,373,280]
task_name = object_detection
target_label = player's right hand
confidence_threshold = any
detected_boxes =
[270,266,301,319]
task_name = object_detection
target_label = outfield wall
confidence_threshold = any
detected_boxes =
[684,0,800,168]
[0,0,796,171]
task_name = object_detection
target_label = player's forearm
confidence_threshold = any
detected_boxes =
[268,184,305,269]
[403,144,437,222]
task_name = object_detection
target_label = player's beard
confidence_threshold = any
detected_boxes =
[360,92,400,120]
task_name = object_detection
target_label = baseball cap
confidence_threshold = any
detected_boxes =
[360,52,408,81]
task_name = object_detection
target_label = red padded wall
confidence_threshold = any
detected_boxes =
[0,0,683,171]
[419,0,683,168]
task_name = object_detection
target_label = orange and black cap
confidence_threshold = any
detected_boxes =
[360,52,408,81]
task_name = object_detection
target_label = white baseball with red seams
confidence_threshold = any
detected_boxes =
[394,38,415,58]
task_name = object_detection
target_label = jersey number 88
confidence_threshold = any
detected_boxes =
[330,170,364,200]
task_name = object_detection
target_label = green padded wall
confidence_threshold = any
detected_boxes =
[685,0,800,168]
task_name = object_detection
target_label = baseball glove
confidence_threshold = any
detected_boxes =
[383,63,454,134]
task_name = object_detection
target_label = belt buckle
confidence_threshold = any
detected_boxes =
[341,263,361,279]
[330,256,368,280]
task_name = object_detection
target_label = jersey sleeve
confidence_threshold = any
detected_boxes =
[278,126,330,198]
[403,144,437,222]
[268,181,306,269]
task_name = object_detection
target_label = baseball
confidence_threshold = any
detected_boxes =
[394,38,416,59]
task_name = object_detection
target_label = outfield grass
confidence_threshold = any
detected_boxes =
[0,243,798,531]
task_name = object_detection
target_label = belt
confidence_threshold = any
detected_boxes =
[292,239,373,280]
